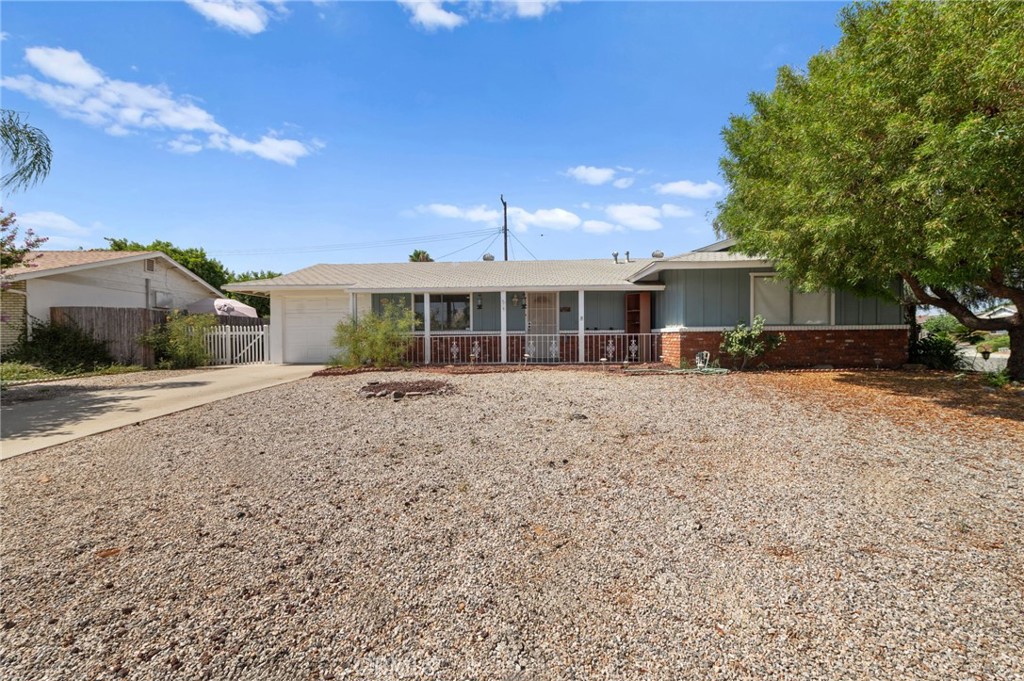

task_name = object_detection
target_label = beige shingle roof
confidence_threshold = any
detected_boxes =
[4,250,156,277]
[225,258,663,293]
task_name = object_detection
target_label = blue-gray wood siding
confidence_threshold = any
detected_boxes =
[584,292,626,330]
[834,289,903,324]
[656,269,902,327]
[657,268,771,327]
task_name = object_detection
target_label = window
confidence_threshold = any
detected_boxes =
[751,275,831,325]
[144,258,156,272]
[153,291,173,309]
[414,294,471,331]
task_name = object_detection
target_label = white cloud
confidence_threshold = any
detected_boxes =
[565,165,615,186]
[418,202,580,232]
[417,204,501,224]
[398,1,563,30]
[18,211,92,236]
[660,203,694,218]
[501,1,563,19]
[25,47,104,87]
[513,207,581,231]
[581,220,620,235]
[0,32,8,42]
[398,1,467,30]
[653,179,724,199]
[184,0,283,35]
[605,204,663,231]
[1,47,316,165]
[612,177,634,189]
[168,134,204,154]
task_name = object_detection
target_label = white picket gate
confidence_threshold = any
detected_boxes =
[204,324,269,365]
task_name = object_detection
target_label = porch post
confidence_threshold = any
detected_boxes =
[578,289,585,363]
[423,292,431,365]
[500,291,508,363]
[349,291,356,321]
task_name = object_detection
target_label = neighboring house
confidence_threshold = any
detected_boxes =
[225,240,909,367]
[977,304,1017,320]
[0,250,221,352]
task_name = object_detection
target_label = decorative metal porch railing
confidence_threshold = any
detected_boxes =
[404,331,662,365]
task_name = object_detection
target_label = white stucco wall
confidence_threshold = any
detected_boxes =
[26,257,215,323]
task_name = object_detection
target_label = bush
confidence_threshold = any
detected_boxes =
[332,302,416,368]
[909,334,964,371]
[921,313,982,344]
[719,315,785,370]
[140,312,217,368]
[10,317,114,373]
[983,369,1011,389]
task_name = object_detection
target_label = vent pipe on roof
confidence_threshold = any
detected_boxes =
[482,253,495,261]
[625,251,630,263]
[652,249,664,259]
[612,251,619,264]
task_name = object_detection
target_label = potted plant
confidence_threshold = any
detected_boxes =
[977,342,994,360]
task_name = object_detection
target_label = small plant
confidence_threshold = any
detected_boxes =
[976,342,994,359]
[983,369,1011,389]
[719,315,785,370]
[909,335,964,371]
[10,317,114,373]
[332,301,416,368]
[140,312,217,368]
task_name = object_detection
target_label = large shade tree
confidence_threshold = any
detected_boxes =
[716,1,1024,378]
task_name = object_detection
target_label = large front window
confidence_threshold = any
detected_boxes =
[414,294,471,331]
[752,275,831,325]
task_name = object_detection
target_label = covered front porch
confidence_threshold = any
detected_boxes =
[355,289,663,365]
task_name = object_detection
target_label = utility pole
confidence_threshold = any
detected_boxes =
[500,194,509,261]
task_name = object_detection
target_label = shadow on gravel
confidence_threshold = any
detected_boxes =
[832,372,1024,422]
[0,381,211,439]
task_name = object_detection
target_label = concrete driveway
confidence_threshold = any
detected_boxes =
[1,364,319,460]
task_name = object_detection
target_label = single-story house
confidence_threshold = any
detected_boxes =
[1,250,221,352]
[225,239,909,368]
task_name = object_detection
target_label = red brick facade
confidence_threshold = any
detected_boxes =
[661,327,909,369]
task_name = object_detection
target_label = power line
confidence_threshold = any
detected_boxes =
[435,233,499,261]
[477,232,501,261]
[210,227,497,256]
[509,231,539,261]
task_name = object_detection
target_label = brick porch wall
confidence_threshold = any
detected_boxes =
[661,327,909,369]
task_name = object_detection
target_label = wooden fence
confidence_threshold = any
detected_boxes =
[203,324,268,365]
[50,307,167,367]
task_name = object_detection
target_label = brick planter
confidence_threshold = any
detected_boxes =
[661,327,909,369]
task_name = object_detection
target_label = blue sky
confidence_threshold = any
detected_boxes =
[1,1,843,275]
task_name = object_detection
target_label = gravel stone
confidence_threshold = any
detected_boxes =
[1,370,1021,680]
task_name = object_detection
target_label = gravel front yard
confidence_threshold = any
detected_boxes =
[1,370,1022,680]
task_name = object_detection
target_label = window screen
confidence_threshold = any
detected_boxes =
[752,277,790,324]
[792,290,830,325]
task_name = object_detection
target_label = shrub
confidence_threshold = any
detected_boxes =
[332,302,415,368]
[909,334,964,371]
[983,370,1011,389]
[11,317,114,373]
[719,315,785,370]
[140,312,217,368]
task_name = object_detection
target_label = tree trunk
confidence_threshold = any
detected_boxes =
[1007,327,1024,381]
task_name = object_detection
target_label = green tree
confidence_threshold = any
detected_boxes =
[409,249,433,262]
[225,270,280,317]
[106,237,232,291]
[1,110,52,193]
[717,1,1024,378]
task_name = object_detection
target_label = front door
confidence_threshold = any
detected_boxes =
[526,292,559,360]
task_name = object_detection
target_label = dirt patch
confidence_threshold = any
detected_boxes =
[358,379,452,398]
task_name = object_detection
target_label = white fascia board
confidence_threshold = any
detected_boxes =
[628,259,773,282]
[9,251,222,298]
[345,284,666,294]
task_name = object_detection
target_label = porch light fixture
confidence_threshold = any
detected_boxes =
[511,294,520,308]
[475,294,482,310]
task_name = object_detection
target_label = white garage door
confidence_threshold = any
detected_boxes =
[283,294,347,363]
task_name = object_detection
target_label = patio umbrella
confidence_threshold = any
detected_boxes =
[185,297,259,318]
